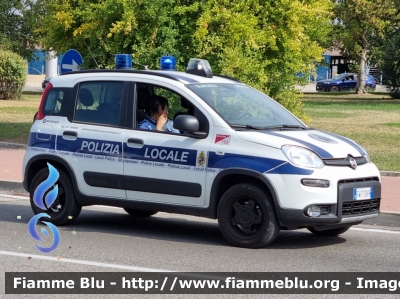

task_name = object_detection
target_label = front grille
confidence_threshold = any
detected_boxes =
[342,199,380,216]
[324,156,368,167]
[338,177,379,184]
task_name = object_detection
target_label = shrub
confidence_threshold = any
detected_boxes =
[0,50,27,100]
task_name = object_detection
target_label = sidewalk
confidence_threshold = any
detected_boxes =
[1,146,399,213]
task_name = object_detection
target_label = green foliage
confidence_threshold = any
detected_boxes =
[0,1,45,60]
[193,0,333,121]
[37,0,333,121]
[0,50,27,100]
[380,31,400,99]
[333,0,398,94]
[38,0,197,69]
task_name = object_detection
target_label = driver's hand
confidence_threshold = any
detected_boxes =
[156,114,168,131]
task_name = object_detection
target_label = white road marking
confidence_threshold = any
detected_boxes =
[0,250,172,272]
[0,194,29,200]
[350,227,400,234]
[0,250,224,280]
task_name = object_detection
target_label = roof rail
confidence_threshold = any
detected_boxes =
[59,69,181,82]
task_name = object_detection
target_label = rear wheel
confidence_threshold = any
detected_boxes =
[123,208,158,217]
[330,85,340,92]
[30,167,81,226]
[307,225,351,236]
[217,183,279,248]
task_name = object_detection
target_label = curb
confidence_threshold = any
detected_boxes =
[380,171,400,177]
[0,142,27,150]
[0,180,27,193]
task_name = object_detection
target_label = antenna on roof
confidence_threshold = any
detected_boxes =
[84,40,99,68]
[134,63,149,70]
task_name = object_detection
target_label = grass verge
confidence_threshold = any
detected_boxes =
[303,92,400,171]
[0,92,41,144]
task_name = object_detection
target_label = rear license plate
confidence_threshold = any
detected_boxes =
[353,187,374,200]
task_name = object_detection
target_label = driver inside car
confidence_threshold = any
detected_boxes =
[138,95,179,133]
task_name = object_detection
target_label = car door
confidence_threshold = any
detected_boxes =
[122,81,213,207]
[56,80,127,198]
[341,74,356,91]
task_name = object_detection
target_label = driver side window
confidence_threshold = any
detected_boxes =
[135,84,209,134]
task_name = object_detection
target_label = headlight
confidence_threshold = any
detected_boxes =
[282,145,324,169]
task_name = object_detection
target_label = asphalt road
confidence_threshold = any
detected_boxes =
[1,196,400,299]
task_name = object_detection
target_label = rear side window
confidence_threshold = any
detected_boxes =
[74,81,124,126]
[43,89,69,117]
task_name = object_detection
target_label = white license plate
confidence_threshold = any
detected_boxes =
[353,187,374,200]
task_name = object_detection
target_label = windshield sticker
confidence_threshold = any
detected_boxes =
[215,134,231,145]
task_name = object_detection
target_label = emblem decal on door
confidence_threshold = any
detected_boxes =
[197,151,206,167]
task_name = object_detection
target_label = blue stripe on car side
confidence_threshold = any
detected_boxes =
[123,144,198,166]
[28,133,56,149]
[266,162,314,175]
[28,133,314,175]
[320,130,365,155]
[261,131,333,159]
[208,152,313,175]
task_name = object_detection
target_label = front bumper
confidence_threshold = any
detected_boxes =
[316,84,328,92]
[276,176,381,229]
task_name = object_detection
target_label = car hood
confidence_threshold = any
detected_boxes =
[235,129,366,159]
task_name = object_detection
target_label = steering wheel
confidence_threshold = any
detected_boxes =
[235,112,253,120]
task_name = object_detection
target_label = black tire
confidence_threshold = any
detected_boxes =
[307,225,351,236]
[30,167,81,226]
[330,85,340,92]
[217,183,279,248]
[123,208,158,218]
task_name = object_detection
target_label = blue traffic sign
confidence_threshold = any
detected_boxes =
[61,49,83,74]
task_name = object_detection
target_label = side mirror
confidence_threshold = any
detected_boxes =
[173,115,207,138]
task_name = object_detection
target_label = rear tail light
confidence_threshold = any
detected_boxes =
[36,82,53,120]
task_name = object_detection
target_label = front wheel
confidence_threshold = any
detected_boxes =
[30,167,81,226]
[330,85,340,92]
[217,183,279,248]
[307,225,351,236]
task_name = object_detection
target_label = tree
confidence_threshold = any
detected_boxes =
[334,0,397,94]
[380,30,400,98]
[193,0,333,119]
[36,0,333,121]
[0,0,45,60]
[37,0,198,69]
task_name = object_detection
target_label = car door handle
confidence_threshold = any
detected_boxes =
[62,131,78,140]
[127,138,144,148]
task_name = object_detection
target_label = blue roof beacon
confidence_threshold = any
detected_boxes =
[160,56,176,71]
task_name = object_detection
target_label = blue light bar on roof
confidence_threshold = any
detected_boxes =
[160,56,176,71]
[115,54,132,69]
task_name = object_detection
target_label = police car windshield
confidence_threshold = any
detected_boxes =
[187,83,305,128]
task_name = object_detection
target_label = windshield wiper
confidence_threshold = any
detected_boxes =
[264,124,308,130]
[230,124,264,130]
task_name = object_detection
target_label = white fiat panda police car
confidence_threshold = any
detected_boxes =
[23,58,381,248]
